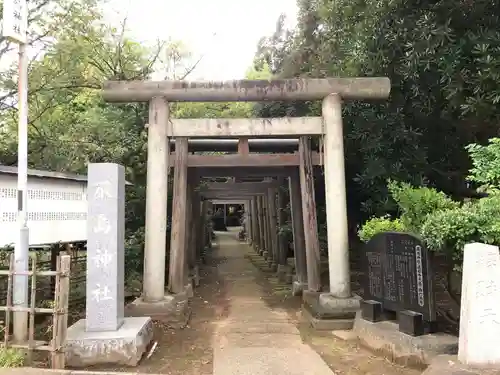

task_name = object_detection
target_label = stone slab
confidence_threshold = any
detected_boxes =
[65,317,153,367]
[353,312,458,367]
[422,355,500,375]
[0,370,164,375]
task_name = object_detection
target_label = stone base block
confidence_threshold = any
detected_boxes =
[422,355,500,375]
[292,281,307,296]
[276,264,289,283]
[191,265,200,287]
[65,317,153,367]
[353,312,458,367]
[302,304,354,330]
[301,291,360,330]
[125,293,191,328]
[268,261,277,272]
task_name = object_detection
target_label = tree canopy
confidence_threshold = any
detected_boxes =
[1,0,499,271]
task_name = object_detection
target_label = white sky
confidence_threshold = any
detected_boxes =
[103,0,298,80]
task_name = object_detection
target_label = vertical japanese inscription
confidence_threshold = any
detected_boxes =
[86,163,125,332]
[459,243,500,365]
[363,232,436,321]
[2,0,27,44]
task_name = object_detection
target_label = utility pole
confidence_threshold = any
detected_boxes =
[3,0,30,343]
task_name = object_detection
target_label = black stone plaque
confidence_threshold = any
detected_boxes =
[362,232,436,321]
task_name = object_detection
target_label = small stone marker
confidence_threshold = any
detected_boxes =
[86,163,125,332]
[458,242,500,366]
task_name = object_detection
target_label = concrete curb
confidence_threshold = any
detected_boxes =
[0,369,163,375]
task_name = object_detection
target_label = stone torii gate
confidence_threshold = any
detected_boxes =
[102,78,390,328]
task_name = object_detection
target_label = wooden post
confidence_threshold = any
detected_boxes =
[190,185,201,286]
[185,177,194,270]
[298,136,321,292]
[262,195,270,258]
[169,137,189,294]
[267,186,278,271]
[244,199,252,243]
[238,137,249,154]
[251,198,259,251]
[277,182,288,267]
[199,199,208,261]
[289,169,308,292]
[52,254,70,369]
[257,196,265,255]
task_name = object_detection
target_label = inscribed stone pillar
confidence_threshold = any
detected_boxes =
[86,163,125,332]
[459,243,500,366]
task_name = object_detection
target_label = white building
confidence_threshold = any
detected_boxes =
[0,166,88,247]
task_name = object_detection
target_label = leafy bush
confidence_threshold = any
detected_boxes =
[421,193,500,268]
[388,180,460,233]
[466,138,500,192]
[358,216,406,243]
[0,347,24,368]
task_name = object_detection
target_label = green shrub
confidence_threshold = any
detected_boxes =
[466,138,500,191]
[388,180,460,232]
[358,216,406,242]
[0,347,24,368]
[421,193,500,270]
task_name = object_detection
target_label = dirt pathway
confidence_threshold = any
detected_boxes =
[81,228,420,375]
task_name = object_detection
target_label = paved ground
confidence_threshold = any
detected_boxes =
[212,230,334,375]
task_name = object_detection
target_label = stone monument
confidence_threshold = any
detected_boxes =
[458,242,500,366]
[359,232,436,335]
[353,232,458,367]
[65,163,153,367]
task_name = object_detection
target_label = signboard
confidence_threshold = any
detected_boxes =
[363,232,436,321]
[3,0,28,44]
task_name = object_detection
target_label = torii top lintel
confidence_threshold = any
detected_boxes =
[102,78,391,103]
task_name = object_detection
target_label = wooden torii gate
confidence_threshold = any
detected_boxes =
[102,78,390,328]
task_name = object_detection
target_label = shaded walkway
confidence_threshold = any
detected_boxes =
[212,229,334,375]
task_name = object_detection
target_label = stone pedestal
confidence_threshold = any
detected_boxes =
[292,281,307,296]
[302,291,360,330]
[126,287,192,329]
[423,355,500,375]
[65,317,153,367]
[353,314,458,367]
[268,260,277,272]
[276,264,289,283]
